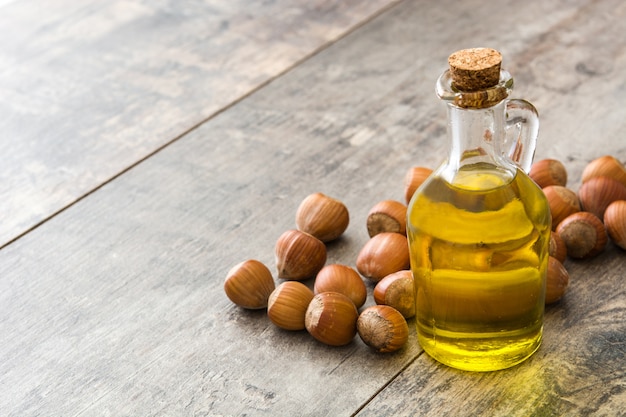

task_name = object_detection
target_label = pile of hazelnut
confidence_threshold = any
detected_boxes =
[224,155,626,353]
[527,155,626,303]
[224,192,413,353]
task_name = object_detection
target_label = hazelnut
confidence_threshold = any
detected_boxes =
[604,200,626,250]
[543,185,581,230]
[578,176,626,221]
[581,155,626,188]
[529,158,568,188]
[356,232,411,282]
[305,292,358,346]
[267,281,314,330]
[556,212,608,259]
[366,200,407,237]
[404,166,433,204]
[275,229,327,280]
[295,192,349,242]
[373,270,415,319]
[224,260,276,309]
[357,305,409,353]
[314,264,367,309]
[545,256,569,305]
[549,231,567,263]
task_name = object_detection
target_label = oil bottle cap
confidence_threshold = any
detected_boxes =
[448,48,502,92]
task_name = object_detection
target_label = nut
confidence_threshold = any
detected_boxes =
[529,158,568,188]
[357,305,409,353]
[366,200,407,237]
[356,232,411,282]
[224,260,276,309]
[549,231,567,263]
[581,155,626,188]
[305,292,358,346]
[275,229,327,280]
[604,200,626,250]
[542,185,581,230]
[373,270,415,318]
[545,256,569,304]
[556,212,608,259]
[578,176,626,221]
[314,264,367,308]
[295,192,349,242]
[404,166,433,204]
[267,281,315,330]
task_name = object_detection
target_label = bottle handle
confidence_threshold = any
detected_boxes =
[504,99,539,173]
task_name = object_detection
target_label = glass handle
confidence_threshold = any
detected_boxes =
[505,99,539,173]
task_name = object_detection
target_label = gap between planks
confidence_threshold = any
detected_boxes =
[350,350,425,417]
[0,0,405,252]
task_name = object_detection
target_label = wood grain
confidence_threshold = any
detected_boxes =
[0,0,398,247]
[0,0,625,416]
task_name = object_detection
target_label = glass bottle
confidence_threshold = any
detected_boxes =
[406,48,551,372]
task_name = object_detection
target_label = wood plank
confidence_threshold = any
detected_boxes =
[1,0,625,416]
[357,0,626,415]
[0,0,398,247]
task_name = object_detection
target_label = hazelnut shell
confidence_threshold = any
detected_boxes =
[404,166,433,204]
[545,256,569,304]
[314,264,367,309]
[305,292,358,346]
[224,260,276,309]
[356,232,411,282]
[578,176,626,221]
[295,192,349,242]
[357,305,409,353]
[543,185,581,230]
[604,200,626,250]
[366,200,407,237]
[275,229,327,280]
[549,231,568,263]
[373,270,415,319]
[556,212,608,259]
[581,155,626,188]
[267,281,315,330]
[529,158,568,188]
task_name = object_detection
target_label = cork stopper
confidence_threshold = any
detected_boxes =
[448,48,502,92]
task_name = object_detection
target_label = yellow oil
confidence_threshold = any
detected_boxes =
[407,163,551,371]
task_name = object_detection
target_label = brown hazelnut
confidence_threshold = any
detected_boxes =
[549,231,567,263]
[314,264,367,309]
[404,166,433,204]
[305,292,358,346]
[545,256,569,304]
[529,158,568,188]
[578,176,626,221]
[267,281,315,330]
[373,270,415,319]
[356,232,411,282]
[224,260,276,309]
[556,212,608,259]
[604,200,626,250]
[275,229,327,280]
[295,192,349,242]
[366,200,407,237]
[543,185,581,230]
[581,155,626,188]
[357,305,409,353]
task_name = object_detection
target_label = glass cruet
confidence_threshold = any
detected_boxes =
[406,48,551,372]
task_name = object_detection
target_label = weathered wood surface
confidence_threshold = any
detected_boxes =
[0,0,397,247]
[1,0,625,416]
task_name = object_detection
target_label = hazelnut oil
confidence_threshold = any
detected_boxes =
[407,48,551,371]
[407,164,550,371]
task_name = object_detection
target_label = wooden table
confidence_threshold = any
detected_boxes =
[1,0,625,415]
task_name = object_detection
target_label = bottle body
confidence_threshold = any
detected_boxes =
[407,163,550,371]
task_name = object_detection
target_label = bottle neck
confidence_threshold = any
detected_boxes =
[441,100,516,186]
